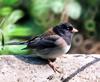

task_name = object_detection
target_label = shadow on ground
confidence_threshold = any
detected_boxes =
[15,55,48,65]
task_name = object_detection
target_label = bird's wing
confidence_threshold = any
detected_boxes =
[25,35,60,50]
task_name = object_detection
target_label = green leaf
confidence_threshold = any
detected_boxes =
[2,10,24,31]
[0,7,13,16]
[0,45,29,55]
[8,25,32,36]
[7,45,29,54]
[2,0,19,6]
[7,10,24,24]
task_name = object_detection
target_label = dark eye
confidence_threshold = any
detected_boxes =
[67,26,73,31]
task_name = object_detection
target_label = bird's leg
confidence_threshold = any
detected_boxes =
[48,59,61,73]
[62,54,67,58]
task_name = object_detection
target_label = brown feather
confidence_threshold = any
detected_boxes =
[41,28,56,37]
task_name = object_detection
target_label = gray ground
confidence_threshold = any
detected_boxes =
[0,54,100,82]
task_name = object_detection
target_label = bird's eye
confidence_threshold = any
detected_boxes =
[67,26,73,31]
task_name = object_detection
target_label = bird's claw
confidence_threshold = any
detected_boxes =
[48,60,62,73]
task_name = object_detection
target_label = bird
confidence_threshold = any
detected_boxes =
[5,22,78,72]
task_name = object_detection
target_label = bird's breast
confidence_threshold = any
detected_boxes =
[55,37,71,53]
[62,44,71,53]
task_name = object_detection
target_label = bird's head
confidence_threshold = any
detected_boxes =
[53,23,78,36]
[53,23,78,45]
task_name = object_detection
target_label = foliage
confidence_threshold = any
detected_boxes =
[0,0,100,54]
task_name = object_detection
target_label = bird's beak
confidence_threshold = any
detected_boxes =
[72,28,78,32]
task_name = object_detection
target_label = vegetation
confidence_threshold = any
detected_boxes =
[0,0,100,54]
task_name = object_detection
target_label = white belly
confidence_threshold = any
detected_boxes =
[36,45,71,59]
[62,45,71,53]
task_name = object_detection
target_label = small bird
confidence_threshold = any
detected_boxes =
[5,23,78,72]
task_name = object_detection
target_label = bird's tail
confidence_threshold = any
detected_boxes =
[3,41,28,50]
[5,41,28,45]
[0,29,28,50]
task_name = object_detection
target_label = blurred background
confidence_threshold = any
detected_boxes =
[0,0,100,55]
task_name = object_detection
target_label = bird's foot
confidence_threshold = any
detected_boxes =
[48,59,62,73]
[62,54,67,58]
